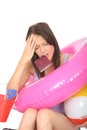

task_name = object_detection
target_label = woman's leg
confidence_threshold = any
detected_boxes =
[36,109,79,130]
[18,108,37,130]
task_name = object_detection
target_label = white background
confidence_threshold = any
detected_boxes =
[0,0,87,129]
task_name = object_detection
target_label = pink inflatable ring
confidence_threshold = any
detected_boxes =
[14,37,87,112]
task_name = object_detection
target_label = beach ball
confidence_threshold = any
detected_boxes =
[64,85,87,125]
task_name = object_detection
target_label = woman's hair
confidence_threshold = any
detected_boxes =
[26,22,60,77]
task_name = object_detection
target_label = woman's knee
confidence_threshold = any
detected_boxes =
[23,108,37,121]
[18,108,38,130]
[36,109,52,128]
[37,109,51,119]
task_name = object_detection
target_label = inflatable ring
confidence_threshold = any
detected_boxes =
[13,37,87,112]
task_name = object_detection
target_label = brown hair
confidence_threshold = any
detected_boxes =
[26,22,60,77]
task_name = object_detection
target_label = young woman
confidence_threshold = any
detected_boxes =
[6,22,86,130]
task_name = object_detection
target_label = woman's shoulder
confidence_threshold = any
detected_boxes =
[60,53,72,65]
[64,53,72,62]
[68,54,72,59]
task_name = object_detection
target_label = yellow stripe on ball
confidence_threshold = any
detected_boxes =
[72,85,87,97]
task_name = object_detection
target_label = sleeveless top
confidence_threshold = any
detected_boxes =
[25,54,69,114]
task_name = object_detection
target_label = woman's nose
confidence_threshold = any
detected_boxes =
[40,46,45,53]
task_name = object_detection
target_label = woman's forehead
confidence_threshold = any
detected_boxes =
[35,35,46,45]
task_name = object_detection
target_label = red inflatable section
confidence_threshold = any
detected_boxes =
[0,94,15,122]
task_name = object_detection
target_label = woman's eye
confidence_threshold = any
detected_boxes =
[35,46,39,50]
[35,42,48,50]
[43,42,48,46]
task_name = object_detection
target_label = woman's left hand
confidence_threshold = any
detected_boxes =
[76,121,87,128]
[76,116,87,128]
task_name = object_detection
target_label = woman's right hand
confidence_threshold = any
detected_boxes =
[20,34,36,64]
[7,89,17,100]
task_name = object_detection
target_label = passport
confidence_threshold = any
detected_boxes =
[35,55,51,72]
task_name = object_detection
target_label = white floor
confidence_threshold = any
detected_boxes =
[0,109,87,130]
[0,109,23,129]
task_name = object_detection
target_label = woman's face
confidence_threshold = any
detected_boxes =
[35,35,54,61]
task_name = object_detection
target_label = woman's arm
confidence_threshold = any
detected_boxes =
[6,60,33,92]
[6,34,36,93]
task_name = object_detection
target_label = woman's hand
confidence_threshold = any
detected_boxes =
[76,116,87,128]
[7,89,17,100]
[81,121,87,128]
[76,121,87,128]
[20,34,36,64]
